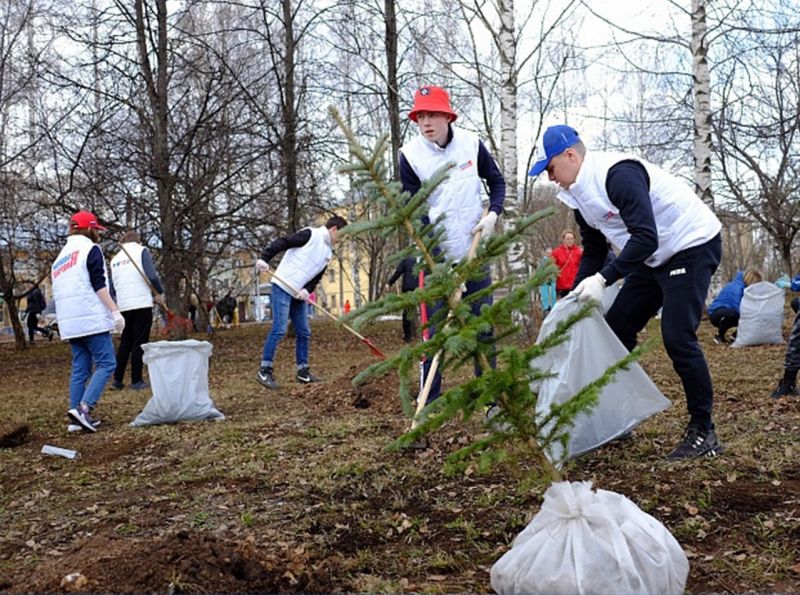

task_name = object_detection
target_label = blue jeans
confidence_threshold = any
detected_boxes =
[260,283,311,369]
[69,332,116,409]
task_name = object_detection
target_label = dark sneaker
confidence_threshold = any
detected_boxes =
[667,425,724,460]
[257,367,279,390]
[109,381,125,391]
[129,381,149,390]
[771,379,799,399]
[67,404,98,433]
[296,367,323,384]
[713,333,728,345]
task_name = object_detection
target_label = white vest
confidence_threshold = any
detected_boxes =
[51,235,114,340]
[273,227,332,294]
[557,151,722,267]
[401,127,485,261]
[111,243,154,311]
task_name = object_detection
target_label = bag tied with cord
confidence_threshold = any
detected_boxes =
[490,481,689,594]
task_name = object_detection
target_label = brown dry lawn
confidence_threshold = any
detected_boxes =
[1,311,799,593]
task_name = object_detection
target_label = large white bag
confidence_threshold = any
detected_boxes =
[533,296,669,462]
[491,481,689,595]
[131,339,225,426]
[732,281,784,347]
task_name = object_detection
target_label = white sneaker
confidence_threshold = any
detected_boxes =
[67,419,101,433]
[67,405,99,432]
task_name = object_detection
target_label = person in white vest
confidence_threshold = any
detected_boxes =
[254,215,348,389]
[51,210,125,433]
[109,230,164,390]
[529,125,723,460]
[399,85,505,406]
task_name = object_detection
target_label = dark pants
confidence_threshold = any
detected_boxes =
[784,310,800,372]
[605,234,721,429]
[421,271,495,404]
[114,307,154,384]
[708,307,738,340]
[26,312,47,342]
[402,305,417,342]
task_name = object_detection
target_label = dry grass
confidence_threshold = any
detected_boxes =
[1,313,799,593]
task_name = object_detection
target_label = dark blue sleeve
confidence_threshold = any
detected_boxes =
[573,210,610,288]
[86,246,107,292]
[142,249,164,294]
[399,152,421,196]
[260,228,313,263]
[599,160,659,284]
[476,141,505,215]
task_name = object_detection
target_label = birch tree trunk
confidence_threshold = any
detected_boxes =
[691,0,713,208]
[498,0,517,204]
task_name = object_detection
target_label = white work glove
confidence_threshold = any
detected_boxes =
[297,289,309,302]
[255,259,270,272]
[571,272,607,303]
[112,311,125,334]
[472,211,498,238]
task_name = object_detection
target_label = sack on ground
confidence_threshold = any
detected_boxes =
[131,339,224,426]
[490,481,689,595]
[732,281,784,347]
[533,296,669,463]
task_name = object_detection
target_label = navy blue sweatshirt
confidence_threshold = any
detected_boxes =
[573,160,659,287]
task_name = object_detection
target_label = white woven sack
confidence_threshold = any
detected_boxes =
[491,481,689,595]
[131,339,224,426]
[534,296,669,463]
[732,281,784,347]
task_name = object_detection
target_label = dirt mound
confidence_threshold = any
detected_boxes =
[302,364,405,415]
[11,530,334,593]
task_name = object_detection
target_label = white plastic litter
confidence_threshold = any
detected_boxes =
[491,481,689,595]
[131,339,225,426]
[533,296,669,463]
[41,444,79,459]
[732,281,784,347]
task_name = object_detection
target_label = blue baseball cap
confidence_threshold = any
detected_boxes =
[528,125,581,176]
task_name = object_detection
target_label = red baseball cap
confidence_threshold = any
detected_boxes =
[408,85,457,122]
[69,210,107,231]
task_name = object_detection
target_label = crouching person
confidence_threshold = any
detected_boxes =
[52,211,125,433]
[254,216,348,389]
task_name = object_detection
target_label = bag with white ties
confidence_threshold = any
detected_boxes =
[491,481,689,594]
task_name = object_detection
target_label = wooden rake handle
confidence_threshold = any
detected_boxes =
[411,212,487,427]
[117,241,169,314]
[262,268,369,341]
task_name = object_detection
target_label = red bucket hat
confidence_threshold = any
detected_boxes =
[408,85,457,122]
[69,210,107,231]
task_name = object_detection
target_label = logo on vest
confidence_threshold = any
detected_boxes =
[669,267,687,277]
[52,250,79,279]
[458,160,473,171]
[602,211,615,221]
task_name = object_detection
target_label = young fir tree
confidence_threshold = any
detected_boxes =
[330,107,642,481]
